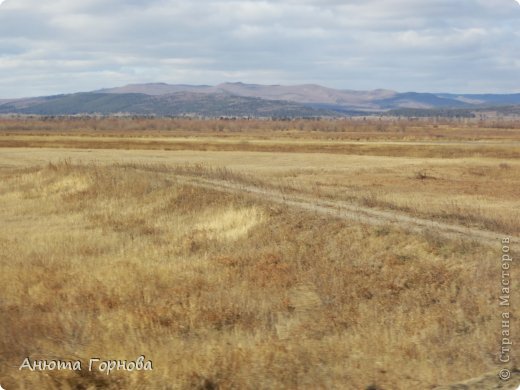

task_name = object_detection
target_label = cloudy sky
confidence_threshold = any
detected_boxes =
[0,0,519,98]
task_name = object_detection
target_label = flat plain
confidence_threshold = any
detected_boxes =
[0,118,519,389]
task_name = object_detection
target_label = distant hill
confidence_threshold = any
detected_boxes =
[375,92,470,109]
[100,82,397,110]
[1,82,519,117]
[99,82,520,112]
[0,91,334,118]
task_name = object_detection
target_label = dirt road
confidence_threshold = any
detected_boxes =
[178,175,519,246]
[0,147,516,244]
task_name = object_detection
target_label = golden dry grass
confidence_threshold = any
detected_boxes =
[2,144,518,235]
[1,117,520,140]
[0,162,518,389]
[263,158,520,235]
[1,117,520,159]
[1,118,519,388]
[1,134,520,159]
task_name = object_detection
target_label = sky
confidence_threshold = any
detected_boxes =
[0,0,519,98]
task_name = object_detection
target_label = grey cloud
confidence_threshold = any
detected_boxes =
[0,0,519,97]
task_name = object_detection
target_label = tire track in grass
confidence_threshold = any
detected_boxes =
[177,175,519,246]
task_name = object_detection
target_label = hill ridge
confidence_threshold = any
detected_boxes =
[1,82,520,117]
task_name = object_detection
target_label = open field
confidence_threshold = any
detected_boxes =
[1,144,519,236]
[0,119,519,389]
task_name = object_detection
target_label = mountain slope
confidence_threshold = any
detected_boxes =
[439,92,520,106]
[99,82,397,110]
[6,93,149,115]
[212,82,396,109]
[0,92,334,117]
[1,82,520,117]
[98,82,520,111]
[375,92,470,109]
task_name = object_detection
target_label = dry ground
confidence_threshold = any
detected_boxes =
[0,162,518,389]
[0,119,519,389]
[1,145,519,236]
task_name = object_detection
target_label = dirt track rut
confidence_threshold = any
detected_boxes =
[178,175,519,246]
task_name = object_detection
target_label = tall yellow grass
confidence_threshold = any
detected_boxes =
[0,162,516,389]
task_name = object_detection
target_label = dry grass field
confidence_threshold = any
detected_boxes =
[0,118,519,389]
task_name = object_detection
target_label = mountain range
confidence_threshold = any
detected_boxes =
[1,82,519,117]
